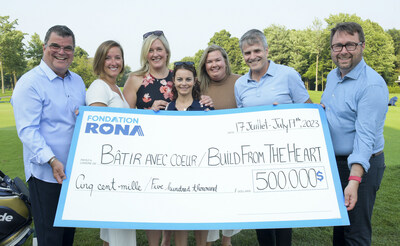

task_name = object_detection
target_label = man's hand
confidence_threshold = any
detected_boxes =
[345,163,364,211]
[344,180,359,211]
[49,158,66,184]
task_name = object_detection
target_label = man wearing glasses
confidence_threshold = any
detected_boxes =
[321,22,388,245]
[11,25,86,246]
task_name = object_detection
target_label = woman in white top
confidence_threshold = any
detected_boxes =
[86,40,133,246]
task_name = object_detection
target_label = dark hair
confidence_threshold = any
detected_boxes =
[93,40,125,77]
[330,22,365,44]
[44,25,75,47]
[172,63,201,101]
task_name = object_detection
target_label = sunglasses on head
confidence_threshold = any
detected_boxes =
[174,61,194,67]
[143,30,164,40]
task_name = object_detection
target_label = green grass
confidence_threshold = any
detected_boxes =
[0,89,12,103]
[1,90,399,245]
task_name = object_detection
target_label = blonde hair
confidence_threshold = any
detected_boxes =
[132,34,171,76]
[198,45,232,93]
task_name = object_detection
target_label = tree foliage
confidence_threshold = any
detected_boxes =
[26,33,43,71]
[1,13,398,91]
[117,64,131,87]
[264,25,291,65]
[0,16,26,92]
[386,28,400,82]
[69,46,96,88]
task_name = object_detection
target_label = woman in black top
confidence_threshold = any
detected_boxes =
[166,62,214,112]
[165,62,212,246]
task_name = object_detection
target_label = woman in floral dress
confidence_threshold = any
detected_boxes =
[123,31,213,246]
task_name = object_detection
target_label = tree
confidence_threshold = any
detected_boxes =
[386,28,400,83]
[263,24,291,66]
[117,65,131,87]
[307,19,326,91]
[0,16,26,92]
[288,30,311,72]
[74,46,89,58]
[26,33,43,71]
[69,46,96,88]
[193,49,205,70]
[288,29,312,88]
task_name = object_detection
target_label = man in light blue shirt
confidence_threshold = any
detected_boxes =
[321,22,388,246]
[11,25,85,246]
[235,29,311,246]
[235,30,311,108]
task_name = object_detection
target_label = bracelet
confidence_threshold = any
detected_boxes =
[48,156,56,165]
[348,175,362,183]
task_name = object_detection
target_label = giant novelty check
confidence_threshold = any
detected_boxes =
[55,104,349,230]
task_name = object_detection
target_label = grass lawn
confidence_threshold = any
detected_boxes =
[1,90,399,245]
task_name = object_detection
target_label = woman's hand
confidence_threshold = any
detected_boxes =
[151,100,168,111]
[200,95,214,108]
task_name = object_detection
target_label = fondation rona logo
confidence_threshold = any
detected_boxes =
[84,114,144,136]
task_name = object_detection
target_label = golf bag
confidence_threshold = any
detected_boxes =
[0,170,33,246]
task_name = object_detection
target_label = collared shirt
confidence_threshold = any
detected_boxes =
[11,60,86,183]
[234,60,309,107]
[166,100,214,111]
[321,58,388,172]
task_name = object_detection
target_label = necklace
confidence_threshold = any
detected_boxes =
[176,99,193,111]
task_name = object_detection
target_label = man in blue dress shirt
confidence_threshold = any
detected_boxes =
[235,29,311,246]
[321,22,388,246]
[11,25,86,246]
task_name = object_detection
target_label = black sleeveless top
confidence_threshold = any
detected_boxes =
[136,71,173,109]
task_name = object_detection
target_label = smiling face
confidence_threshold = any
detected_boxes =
[174,68,195,97]
[103,46,123,82]
[42,32,74,77]
[242,41,269,76]
[147,39,168,70]
[205,50,227,82]
[331,31,364,77]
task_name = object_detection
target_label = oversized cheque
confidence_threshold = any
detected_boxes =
[55,104,349,230]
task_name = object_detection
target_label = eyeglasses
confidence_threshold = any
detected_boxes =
[143,30,164,40]
[331,42,363,52]
[46,43,74,53]
[174,61,194,66]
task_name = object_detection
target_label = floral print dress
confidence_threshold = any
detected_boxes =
[136,71,173,109]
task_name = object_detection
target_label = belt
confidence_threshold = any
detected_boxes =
[371,150,383,157]
[336,150,383,161]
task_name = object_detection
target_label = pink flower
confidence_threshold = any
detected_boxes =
[142,74,154,87]
[160,79,167,86]
[163,87,173,100]
[142,93,152,103]
[159,86,169,94]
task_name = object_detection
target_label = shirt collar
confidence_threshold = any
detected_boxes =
[39,59,71,81]
[335,58,366,81]
[246,60,275,82]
